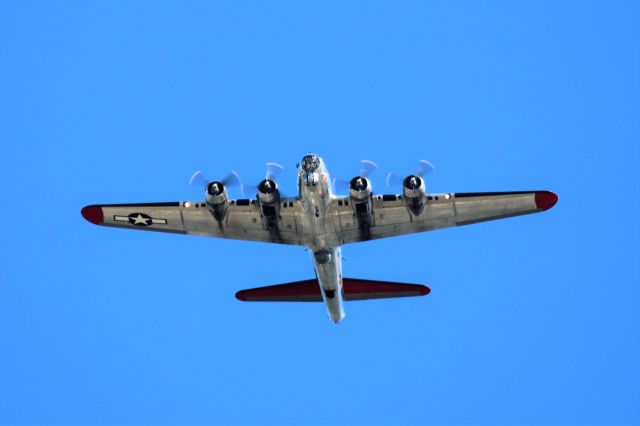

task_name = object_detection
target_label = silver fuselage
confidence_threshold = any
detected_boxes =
[297,156,344,322]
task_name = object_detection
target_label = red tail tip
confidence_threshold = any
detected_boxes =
[535,191,558,211]
[81,205,104,225]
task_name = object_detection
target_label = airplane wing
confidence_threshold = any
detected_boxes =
[81,199,306,245]
[330,191,558,245]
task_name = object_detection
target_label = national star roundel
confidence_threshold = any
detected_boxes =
[128,212,153,226]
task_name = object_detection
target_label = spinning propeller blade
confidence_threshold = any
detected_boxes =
[359,160,378,177]
[332,160,379,194]
[189,170,242,194]
[386,159,436,187]
[332,178,350,193]
[221,170,241,187]
[265,162,285,181]
[189,171,208,187]
[190,162,285,197]
[242,162,285,197]
[416,159,435,176]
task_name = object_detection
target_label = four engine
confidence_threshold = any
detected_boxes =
[204,170,429,226]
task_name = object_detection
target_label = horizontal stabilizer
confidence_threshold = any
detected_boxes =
[236,279,321,302]
[236,278,430,302]
[342,278,430,301]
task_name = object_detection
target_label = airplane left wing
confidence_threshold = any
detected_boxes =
[81,199,306,245]
[330,191,558,245]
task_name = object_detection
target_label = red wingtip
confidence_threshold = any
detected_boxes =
[235,291,248,301]
[535,191,558,211]
[81,205,104,225]
[420,285,431,296]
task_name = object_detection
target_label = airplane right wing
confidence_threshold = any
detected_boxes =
[330,191,558,245]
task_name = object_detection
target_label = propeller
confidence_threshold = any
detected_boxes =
[189,170,242,193]
[242,162,285,196]
[359,160,379,177]
[386,159,435,187]
[265,162,284,181]
[332,160,378,194]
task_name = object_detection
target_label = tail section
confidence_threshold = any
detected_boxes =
[236,278,430,302]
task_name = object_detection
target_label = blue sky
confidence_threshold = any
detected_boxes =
[1,1,639,424]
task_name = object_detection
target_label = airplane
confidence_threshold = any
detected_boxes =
[81,154,558,323]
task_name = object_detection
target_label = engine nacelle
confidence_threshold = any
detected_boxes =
[349,176,372,201]
[349,176,373,235]
[257,179,280,205]
[205,181,229,221]
[257,179,281,224]
[402,175,426,215]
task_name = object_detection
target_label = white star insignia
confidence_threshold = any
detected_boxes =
[131,214,150,225]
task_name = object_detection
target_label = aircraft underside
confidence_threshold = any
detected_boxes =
[81,154,558,322]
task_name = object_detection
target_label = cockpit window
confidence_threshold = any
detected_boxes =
[301,155,320,172]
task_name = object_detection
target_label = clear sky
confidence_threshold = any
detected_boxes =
[1,1,639,425]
